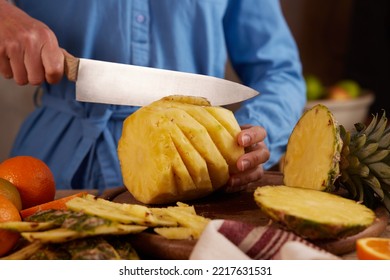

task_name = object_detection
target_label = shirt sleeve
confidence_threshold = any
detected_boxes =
[223,0,306,170]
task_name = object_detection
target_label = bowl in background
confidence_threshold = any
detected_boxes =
[304,91,375,131]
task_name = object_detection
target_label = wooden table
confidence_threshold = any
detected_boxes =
[56,172,390,260]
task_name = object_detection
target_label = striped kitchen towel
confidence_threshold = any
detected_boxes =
[189,219,340,260]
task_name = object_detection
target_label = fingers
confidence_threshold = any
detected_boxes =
[238,125,267,147]
[237,141,270,172]
[0,3,63,85]
[1,40,28,83]
[19,29,63,85]
[8,41,28,85]
[225,125,270,191]
[41,35,64,84]
[226,164,265,192]
[0,51,12,79]
[24,35,45,85]
[236,125,270,172]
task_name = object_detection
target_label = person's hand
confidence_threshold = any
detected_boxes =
[226,124,270,192]
[0,1,63,85]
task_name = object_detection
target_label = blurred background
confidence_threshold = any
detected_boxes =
[0,0,389,161]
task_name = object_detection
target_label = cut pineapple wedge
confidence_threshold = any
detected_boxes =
[283,104,342,191]
[21,224,146,244]
[151,106,228,188]
[0,221,56,232]
[150,99,243,174]
[254,185,376,240]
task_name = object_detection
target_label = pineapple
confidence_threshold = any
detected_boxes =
[254,185,376,239]
[149,98,243,173]
[283,104,390,212]
[117,95,244,204]
[283,104,342,192]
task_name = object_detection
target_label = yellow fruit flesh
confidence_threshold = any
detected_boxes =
[150,106,229,188]
[118,109,178,203]
[204,106,242,139]
[283,105,341,191]
[151,100,243,173]
[254,185,376,239]
[170,123,212,192]
[118,96,244,204]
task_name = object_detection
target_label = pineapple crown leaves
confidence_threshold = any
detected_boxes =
[339,110,390,212]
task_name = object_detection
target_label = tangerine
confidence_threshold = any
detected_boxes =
[0,178,22,211]
[0,194,21,257]
[356,237,390,260]
[0,156,56,209]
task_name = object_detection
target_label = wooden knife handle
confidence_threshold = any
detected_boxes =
[63,50,79,82]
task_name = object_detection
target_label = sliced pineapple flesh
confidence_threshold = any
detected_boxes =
[254,185,376,239]
[118,95,244,204]
[148,105,229,187]
[283,104,342,191]
[150,99,243,173]
[118,108,179,204]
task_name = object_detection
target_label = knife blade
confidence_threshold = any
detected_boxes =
[63,52,259,106]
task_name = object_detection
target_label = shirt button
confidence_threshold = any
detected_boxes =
[136,14,145,23]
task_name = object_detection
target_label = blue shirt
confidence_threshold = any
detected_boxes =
[12,0,306,191]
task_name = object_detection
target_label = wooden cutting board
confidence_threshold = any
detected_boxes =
[101,171,389,260]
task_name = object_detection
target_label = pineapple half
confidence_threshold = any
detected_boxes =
[283,104,390,212]
[117,95,244,204]
[283,104,342,192]
[254,185,376,239]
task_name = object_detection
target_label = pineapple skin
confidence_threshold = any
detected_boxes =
[117,95,244,204]
[283,104,343,192]
[254,185,376,240]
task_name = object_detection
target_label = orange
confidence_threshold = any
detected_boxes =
[0,156,56,209]
[0,178,22,211]
[20,191,88,219]
[356,237,390,260]
[0,194,21,257]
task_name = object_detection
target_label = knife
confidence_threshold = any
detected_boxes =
[63,52,259,106]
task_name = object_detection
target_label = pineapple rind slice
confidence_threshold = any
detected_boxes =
[254,185,376,240]
[283,104,342,191]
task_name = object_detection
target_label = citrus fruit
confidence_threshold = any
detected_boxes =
[0,156,56,209]
[0,178,22,211]
[356,237,390,260]
[0,194,21,257]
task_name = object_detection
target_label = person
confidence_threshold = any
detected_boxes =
[0,0,306,193]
